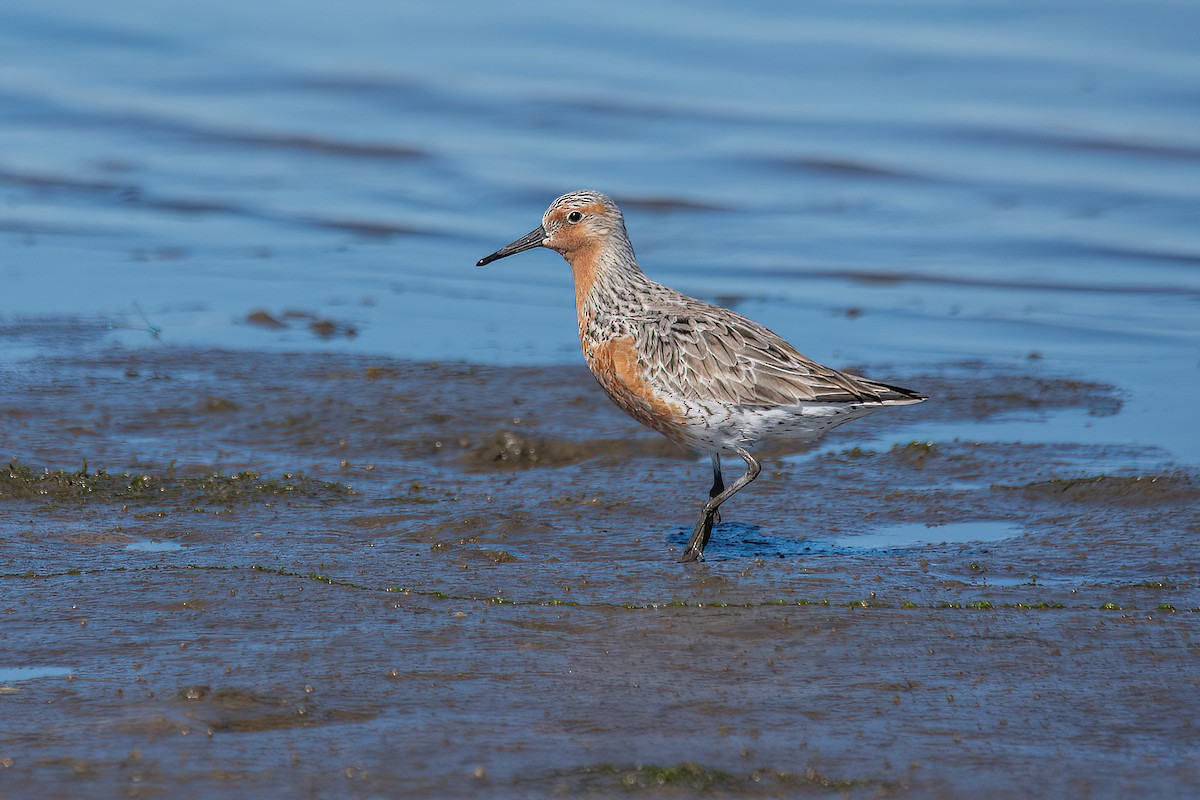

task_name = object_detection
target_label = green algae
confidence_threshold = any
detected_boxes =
[1138,580,1177,590]
[771,767,887,791]
[391,495,440,505]
[830,445,877,461]
[565,762,890,795]
[3,564,1190,619]
[578,762,736,792]
[891,440,939,465]
[176,685,377,733]
[1,460,353,506]
[391,481,452,504]
[992,474,1196,503]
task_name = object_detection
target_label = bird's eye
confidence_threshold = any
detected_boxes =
[567,210,583,223]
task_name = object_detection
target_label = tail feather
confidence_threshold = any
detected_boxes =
[850,378,927,405]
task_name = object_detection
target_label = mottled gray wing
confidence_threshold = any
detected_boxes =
[635,300,912,406]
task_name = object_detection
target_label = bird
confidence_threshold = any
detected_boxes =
[477,190,925,562]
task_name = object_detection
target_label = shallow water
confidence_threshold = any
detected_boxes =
[833,520,1020,550]
[0,666,75,684]
[2,0,1197,462]
[124,538,186,552]
[2,2,1199,798]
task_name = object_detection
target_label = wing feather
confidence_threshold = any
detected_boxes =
[632,298,923,407]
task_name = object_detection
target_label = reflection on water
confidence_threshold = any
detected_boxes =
[124,539,184,552]
[835,520,1020,550]
[1,1,1197,463]
[0,666,75,683]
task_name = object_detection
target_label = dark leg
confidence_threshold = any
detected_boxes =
[708,453,724,524]
[682,447,761,562]
[709,452,725,498]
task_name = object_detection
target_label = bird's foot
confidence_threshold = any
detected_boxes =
[681,512,716,562]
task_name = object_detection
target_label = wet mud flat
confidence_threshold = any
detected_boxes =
[1,329,1199,798]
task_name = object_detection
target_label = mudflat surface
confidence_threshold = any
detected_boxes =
[2,336,1197,799]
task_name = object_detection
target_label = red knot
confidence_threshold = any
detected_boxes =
[477,190,926,562]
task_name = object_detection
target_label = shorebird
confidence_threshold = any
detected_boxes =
[477,191,925,561]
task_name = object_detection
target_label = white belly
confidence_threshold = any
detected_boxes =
[671,400,882,454]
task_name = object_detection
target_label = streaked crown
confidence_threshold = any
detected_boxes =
[542,190,624,232]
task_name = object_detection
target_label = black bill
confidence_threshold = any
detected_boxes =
[476,226,546,266]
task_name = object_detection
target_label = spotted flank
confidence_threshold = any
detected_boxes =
[477,190,925,561]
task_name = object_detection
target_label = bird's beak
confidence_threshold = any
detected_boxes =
[476,226,546,266]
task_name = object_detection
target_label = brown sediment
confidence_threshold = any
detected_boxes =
[994,474,1197,505]
[1,330,1197,799]
[173,686,378,733]
[307,318,357,338]
[467,429,598,470]
[464,429,688,471]
[245,310,287,329]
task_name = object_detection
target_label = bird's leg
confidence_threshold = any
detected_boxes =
[708,453,724,524]
[682,447,761,562]
[685,454,726,556]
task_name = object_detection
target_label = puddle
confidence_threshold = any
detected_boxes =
[974,574,1042,587]
[124,539,184,552]
[674,523,819,561]
[835,520,1020,550]
[687,520,1021,560]
[0,666,75,683]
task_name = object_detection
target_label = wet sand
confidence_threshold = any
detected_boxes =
[2,331,1197,798]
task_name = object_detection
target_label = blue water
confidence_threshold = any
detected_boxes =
[125,539,184,552]
[2,1,1197,461]
[0,666,74,683]
[836,520,1020,550]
